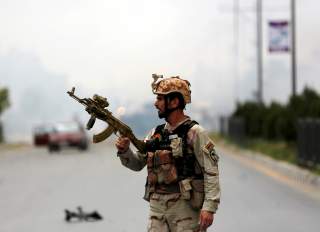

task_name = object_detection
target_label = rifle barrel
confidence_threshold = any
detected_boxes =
[67,91,88,108]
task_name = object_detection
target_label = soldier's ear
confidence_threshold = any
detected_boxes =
[168,97,179,109]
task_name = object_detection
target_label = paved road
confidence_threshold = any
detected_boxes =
[215,148,320,232]
[0,141,319,232]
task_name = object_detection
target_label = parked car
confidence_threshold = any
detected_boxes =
[33,124,54,146]
[48,122,89,152]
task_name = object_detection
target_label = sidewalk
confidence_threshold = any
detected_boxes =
[0,142,31,153]
[216,140,320,190]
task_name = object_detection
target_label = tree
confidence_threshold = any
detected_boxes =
[233,101,266,137]
[232,87,320,142]
[0,87,10,143]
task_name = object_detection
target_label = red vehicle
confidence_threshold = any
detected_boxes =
[48,122,89,152]
[33,124,54,146]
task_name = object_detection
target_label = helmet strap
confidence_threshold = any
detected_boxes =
[163,95,179,119]
[157,95,180,119]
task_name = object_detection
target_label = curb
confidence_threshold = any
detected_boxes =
[216,141,320,189]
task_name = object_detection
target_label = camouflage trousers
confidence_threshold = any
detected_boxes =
[147,193,203,232]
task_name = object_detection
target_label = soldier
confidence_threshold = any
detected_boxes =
[115,75,220,232]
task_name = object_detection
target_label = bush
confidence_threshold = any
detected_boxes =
[233,101,266,137]
[0,87,10,143]
[232,87,320,142]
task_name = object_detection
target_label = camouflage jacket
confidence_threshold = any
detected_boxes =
[117,117,221,213]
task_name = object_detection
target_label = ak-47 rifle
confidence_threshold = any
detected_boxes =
[67,87,147,153]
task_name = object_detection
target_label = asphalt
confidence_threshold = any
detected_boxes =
[216,140,320,193]
[0,140,319,232]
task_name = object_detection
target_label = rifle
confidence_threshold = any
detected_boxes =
[67,87,147,153]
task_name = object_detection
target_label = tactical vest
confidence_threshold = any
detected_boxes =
[144,119,204,199]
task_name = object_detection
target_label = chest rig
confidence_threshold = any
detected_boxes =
[144,120,203,198]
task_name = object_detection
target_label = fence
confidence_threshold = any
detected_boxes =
[219,116,229,136]
[228,117,245,143]
[220,117,246,144]
[297,119,320,167]
[220,116,320,167]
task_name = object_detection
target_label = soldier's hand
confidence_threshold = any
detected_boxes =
[199,210,214,231]
[115,136,130,153]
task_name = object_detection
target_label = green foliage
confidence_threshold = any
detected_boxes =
[0,123,3,143]
[232,87,320,142]
[233,101,266,137]
[0,88,10,115]
[288,87,320,118]
[243,139,297,163]
[262,102,285,139]
[0,87,10,143]
[214,133,320,175]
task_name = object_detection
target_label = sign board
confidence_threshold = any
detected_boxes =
[268,20,290,53]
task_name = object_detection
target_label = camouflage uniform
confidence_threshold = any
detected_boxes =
[117,75,220,231]
[117,118,220,231]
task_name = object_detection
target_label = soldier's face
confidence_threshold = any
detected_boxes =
[154,95,166,118]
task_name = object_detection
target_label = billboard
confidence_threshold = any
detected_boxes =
[268,20,290,53]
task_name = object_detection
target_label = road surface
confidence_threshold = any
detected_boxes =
[0,140,319,232]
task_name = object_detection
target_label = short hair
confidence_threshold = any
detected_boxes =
[166,92,186,110]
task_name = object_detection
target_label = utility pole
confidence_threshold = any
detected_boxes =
[291,0,297,97]
[256,0,263,104]
[233,0,239,104]
[221,1,290,104]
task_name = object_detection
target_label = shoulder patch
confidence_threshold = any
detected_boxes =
[205,141,215,153]
[202,140,219,164]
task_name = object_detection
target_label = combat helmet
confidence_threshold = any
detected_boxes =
[151,74,191,104]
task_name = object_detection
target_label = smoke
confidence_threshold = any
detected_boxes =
[0,51,83,142]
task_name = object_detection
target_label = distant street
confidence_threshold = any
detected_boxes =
[0,140,319,232]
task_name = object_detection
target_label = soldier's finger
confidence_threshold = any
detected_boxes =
[120,140,128,146]
[119,134,127,139]
[117,136,123,141]
[116,138,123,144]
[117,145,125,152]
[115,143,122,150]
[115,141,125,149]
[199,223,206,231]
[199,219,205,230]
[121,139,129,146]
[199,219,209,231]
